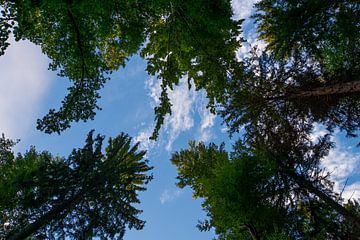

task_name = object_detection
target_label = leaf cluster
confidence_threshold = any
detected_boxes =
[1,0,242,138]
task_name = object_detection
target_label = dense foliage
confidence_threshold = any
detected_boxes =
[172,140,360,239]
[1,0,360,239]
[0,132,152,239]
[0,0,241,138]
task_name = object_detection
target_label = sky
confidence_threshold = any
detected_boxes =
[1,0,360,239]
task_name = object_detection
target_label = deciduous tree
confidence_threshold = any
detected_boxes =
[0,0,241,137]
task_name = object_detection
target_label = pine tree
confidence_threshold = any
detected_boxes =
[0,131,152,239]
[171,139,360,239]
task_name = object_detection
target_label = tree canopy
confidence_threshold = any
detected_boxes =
[0,131,152,239]
[1,0,360,239]
[172,139,360,239]
[0,0,241,138]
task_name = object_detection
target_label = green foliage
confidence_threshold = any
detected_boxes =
[255,0,360,74]
[221,50,360,145]
[0,0,16,56]
[172,141,289,239]
[10,0,151,133]
[231,0,360,143]
[0,131,152,239]
[172,139,360,239]
[1,0,242,137]
[140,0,243,139]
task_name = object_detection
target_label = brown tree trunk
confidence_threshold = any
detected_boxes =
[288,81,360,99]
[267,81,360,101]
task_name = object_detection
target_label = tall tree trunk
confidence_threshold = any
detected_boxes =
[267,81,360,101]
[6,190,84,240]
[283,168,360,228]
[288,81,360,99]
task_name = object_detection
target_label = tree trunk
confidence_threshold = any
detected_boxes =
[284,168,360,228]
[6,190,84,240]
[267,81,360,101]
[241,223,260,240]
[288,81,360,99]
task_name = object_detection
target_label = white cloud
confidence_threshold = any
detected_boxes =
[145,77,162,108]
[164,79,196,150]
[311,125,360,200]
[140,76,218,151]
[231,0,258,21]
[160,188,183,204]
[322,146,359,181]
[134,126,156,153]
[231,0,267,60]
[310,123,329,142]
[340,182,360,200]
[143,77,198,151]
[0,38,50,139]
[322,143,360,200]
[197,96,216,142]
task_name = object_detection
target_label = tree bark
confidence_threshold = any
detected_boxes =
[288,81,360,99]
[267,81,360,101]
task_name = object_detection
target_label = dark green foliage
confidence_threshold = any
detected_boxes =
[1,0,241,137]
[140,0,243,139]
[10,0,151,133]
[172,141,290,239]
[255,0,360,74]
[222,0,359,143]
[168,1,360,238]
[0,134,17,165]
[172,140,360,239]
[0,131,152,239]
[0,1,16,56]
[222,50,360,145]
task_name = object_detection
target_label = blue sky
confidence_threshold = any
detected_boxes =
[1,1,360,239]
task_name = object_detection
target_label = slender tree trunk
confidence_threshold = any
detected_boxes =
[241,223,260,240]
[6,190,84,240]
[284,168,360,228]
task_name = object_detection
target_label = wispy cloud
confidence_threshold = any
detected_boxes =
[160,188,183,205]
[0,38,50,139]
[197,95,216,142]
[340,182,360,200]
[164,78,196,151]
[231,0,267,60]
[138,78,199,151]
[134,125,157,153]
[322,145,359,181]
[140,77,218,150]
[322,141,360,200]
[231,0,258,21]
[311,125,360,200]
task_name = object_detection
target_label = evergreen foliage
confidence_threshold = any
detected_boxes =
[172,140,360,239]
[0,132,152,239]
[1,0,360,239]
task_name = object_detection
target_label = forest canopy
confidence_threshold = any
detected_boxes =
[1,0,360,239]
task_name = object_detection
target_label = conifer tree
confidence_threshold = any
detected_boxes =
[0,132,152,239]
